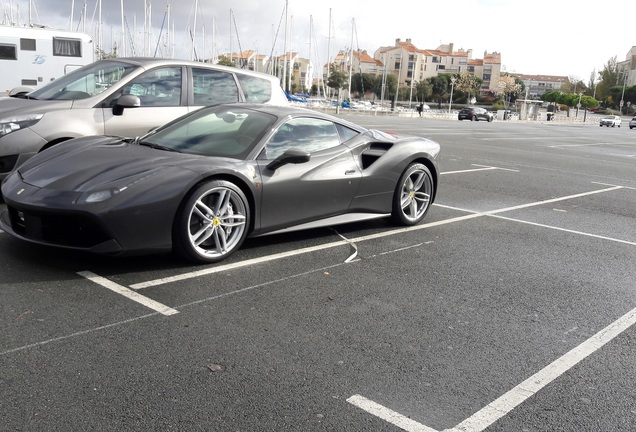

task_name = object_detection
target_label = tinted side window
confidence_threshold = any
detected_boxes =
[125,67,182,107]
[265,118,340,159]
[235,74,272,103]
[335,124,360,143]
[192,68,239,105]
[0,44,17,60]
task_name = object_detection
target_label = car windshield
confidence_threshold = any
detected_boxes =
[28,60,138,101]
[139,106,277,159]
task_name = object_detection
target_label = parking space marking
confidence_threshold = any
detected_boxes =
[130,213,482,290]
[491,215,636,247]
[131,186,623,291]
[350,301,636,432]
[347,395,438,432]
[78,271,179,316]
[441,164,519,175]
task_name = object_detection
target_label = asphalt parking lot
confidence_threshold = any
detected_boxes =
[2,116,636,431]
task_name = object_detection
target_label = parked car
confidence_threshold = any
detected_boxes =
[458,107,493,122]
[629,116,636,129]
[599,115,622,127]
[0,58,288,181]
[0,103,440,264]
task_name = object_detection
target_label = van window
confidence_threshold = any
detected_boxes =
[192,68,239,105]
[52,37,81,57]
[0,44,17,60]
[20,38,36,51]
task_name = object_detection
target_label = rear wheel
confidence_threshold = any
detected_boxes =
[472,115,477,121]
[173,180,250,264]
[391,163,434,226]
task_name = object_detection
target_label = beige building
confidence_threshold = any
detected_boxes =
[514,74,569,99]
[373,39,502,95]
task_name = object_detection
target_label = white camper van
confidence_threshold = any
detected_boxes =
[0,25,94,95]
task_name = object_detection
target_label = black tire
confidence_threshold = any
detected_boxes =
[173,180,250,264]
[391,163,434,226]
[471,115,477,121]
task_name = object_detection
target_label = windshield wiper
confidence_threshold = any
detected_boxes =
[138,141,181,152]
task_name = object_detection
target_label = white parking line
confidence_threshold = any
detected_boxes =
[347,395,438,432]
[130,213,481,290]
[441,164,519,175]
[349,302,636,432]
[78,271,179,316]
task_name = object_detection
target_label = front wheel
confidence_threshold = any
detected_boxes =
[472,115,477,121]
[391,163,434,226]
[173,180,250,264]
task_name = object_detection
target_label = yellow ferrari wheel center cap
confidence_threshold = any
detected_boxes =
[409,191,415,198]
[213,218,221,226]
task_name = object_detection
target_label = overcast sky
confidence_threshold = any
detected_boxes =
[5,0,636,81]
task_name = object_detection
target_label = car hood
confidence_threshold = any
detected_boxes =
[16,136,208,192]
[0,97,73,118]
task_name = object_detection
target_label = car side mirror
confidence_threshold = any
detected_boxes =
[112,94,141,116]
[266,148,310,170]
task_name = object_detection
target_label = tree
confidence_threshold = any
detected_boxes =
[428,75,449,108]
[414,80,432,102]
[326,63,348,94]
[217,55,236,67]
[456,73,483,103]
[595,56,619,102]
[496,74,523,108]
[350,73,377,98]
[374,73,397,101]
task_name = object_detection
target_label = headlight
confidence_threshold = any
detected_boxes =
[0,113,44,137]
[83,188,125,203]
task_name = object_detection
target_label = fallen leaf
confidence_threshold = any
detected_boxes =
[207,364,224,372]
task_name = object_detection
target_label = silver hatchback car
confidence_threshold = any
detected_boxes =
[0,58,288,180]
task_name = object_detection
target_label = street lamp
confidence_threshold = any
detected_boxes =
[448,76,457,115]
[575,92,582,119]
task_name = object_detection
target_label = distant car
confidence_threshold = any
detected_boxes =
[629,116,636,129]
[0,57,288,181]
[458,107,493,122]
[0,103,440,264]
[599,115,622,127]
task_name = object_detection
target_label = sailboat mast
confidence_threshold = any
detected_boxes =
[192,0,198,61]
[308,14,312,94]
[281,0,288,92]
[325,8,331,99]
[347,18,354,100]
[120,0,125,56]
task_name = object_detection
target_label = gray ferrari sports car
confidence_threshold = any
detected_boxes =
[1,103,440,264]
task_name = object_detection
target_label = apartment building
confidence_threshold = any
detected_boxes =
[373,38,502,95]
[514,74,569,98]
[617,46,636,87]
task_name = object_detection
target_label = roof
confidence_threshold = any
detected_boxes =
[515,74,569,82]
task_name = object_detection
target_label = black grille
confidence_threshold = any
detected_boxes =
[8,206,111,248]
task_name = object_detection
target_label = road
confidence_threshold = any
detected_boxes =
[1,116,636,431]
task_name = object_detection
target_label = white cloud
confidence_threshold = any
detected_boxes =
[5,0,635,79]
